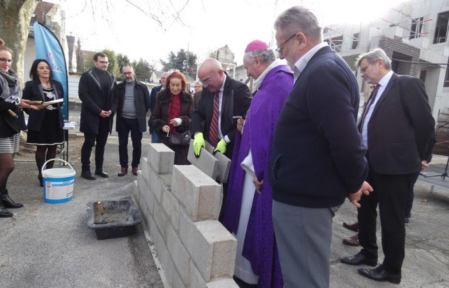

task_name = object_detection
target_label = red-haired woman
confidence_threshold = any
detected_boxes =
[151,71,193,165]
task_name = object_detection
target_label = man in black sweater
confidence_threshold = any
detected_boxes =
[269,6,371,287]
[78,53,116,180]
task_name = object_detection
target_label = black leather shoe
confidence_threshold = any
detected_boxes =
[341,252,377,266]
[81,171,96,180]
[95,170,109,178]
[0,203,13,218]
[358,265,401,284]
[0,189,23,208]
[132,167,138,176]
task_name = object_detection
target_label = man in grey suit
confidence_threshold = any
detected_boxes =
[341,48,435,284]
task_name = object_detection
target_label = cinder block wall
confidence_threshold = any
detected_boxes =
[134,143,238,288]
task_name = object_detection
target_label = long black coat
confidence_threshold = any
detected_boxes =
[78,69,117,135]
[22,80,64,132]
[191,75,251,159]
[115,80,150,133]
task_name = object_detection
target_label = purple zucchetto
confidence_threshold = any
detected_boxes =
[245,40,269,52]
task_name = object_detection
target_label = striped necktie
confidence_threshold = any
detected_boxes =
[209,92,220,146]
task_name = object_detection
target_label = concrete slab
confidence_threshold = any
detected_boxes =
[205,141,231,184]
[171,165,222,221]
[187,140,219,180]
[207,278,240,288]
[147,143,175,174]
[189,220,237,282]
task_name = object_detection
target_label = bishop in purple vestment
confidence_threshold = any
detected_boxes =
[222,40,293,288]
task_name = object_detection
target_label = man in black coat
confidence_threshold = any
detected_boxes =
[341,48,435,284]
[192,58,251,160]
[149,72,168,144]
[78,52,117,180]
[115,66,150,177]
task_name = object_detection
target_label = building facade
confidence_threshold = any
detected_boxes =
[324,0,449,119]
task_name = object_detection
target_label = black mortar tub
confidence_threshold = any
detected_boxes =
[87,199,142,240]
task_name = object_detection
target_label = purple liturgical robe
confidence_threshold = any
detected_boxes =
[223,64,293,288]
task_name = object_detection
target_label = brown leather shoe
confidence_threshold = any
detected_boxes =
[343,221,359,232]
[118,167,128,177]
[343,233,360,246]
[132,167,138,176]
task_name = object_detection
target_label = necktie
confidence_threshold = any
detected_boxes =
[209,92,220,146]
[358,84,380,133]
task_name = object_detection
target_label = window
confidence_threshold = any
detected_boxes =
[330,36,343,52]
[352,33,359,49]
[434,11,449,44]
[410,17,424,40]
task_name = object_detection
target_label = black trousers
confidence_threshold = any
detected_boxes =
[358,163,414,274]
[405,172,420,218]
[81,117,109,171]
[118,117,142,169]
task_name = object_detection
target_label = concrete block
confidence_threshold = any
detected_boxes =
[207,278,239,288]
[205,141,231,184]
[138,171,154,216]
[171,165,222,221]
[172,269,185,288]
[167,226,190,286]
[178,209,195,253]
[189,261,207,288]
[187,140,219,180]
[161,189,179,232]
[153,201,168,243]
[147,143,175,174]
[189,220,237,281]
[149,168,162,202]
[141,157,151,184]
[132,179,139,203]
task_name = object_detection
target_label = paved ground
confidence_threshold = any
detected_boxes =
[0,142,163,288]
[1,107,448,287]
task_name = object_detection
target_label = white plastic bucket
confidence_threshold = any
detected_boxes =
[41,159,76,204]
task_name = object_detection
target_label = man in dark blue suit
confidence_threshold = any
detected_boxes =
[341,48,435,284]
[269,6,372,287]
[149,72,168,143]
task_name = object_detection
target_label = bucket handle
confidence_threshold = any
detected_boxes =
[41,158,75,176]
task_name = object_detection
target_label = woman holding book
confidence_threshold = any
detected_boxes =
[0,38,40,217]
[23,59,64,186]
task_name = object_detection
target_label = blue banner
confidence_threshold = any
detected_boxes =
[33,22,69,120]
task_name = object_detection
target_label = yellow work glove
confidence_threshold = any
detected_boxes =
[194,132,206,158]
[213,139,227,155]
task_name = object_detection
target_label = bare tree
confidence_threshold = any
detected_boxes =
[0,0,40,85]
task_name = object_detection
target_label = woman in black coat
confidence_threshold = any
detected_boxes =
[151,71,193,165]
[23,59,64,187]
[0,39,40,217]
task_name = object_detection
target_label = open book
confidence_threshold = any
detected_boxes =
[42,99,64,107]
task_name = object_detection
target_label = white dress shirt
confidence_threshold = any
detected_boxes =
[217,74,231,143]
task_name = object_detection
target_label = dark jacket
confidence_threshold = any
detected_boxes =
[22,80,64,132]
[191,74,252,159]
[363,74,435,174]
[269,46,368,208]
[151,90,193,136]
[115,80,150,132]
[0,82,26,138]
[78,68,117,135]
[148,85,162,134]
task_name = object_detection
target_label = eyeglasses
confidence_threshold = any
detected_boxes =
[170,83,182,88]
[276,33,297,54]
[0,58,13,64]
[201,78,211,86]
